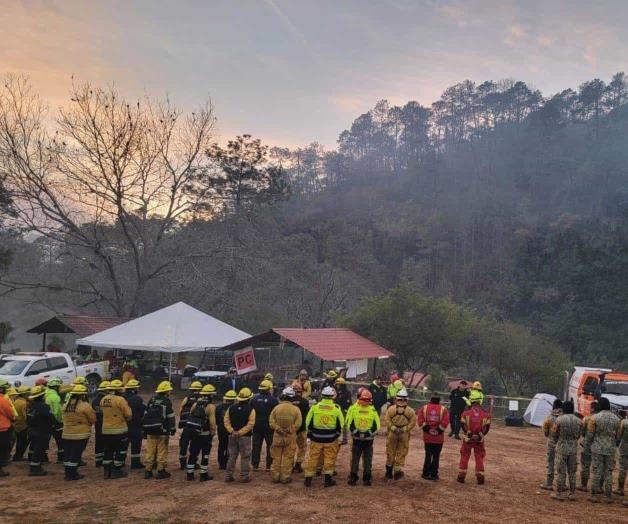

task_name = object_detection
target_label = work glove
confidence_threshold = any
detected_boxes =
[169,429,176,436]
[422,425,431,433]
[436,428,444,434]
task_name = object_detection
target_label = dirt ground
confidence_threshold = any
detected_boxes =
[1,401,626,523]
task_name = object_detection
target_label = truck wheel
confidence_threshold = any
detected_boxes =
[86,374,101,395]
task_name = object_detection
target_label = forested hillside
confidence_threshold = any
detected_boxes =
[1,73,627,388]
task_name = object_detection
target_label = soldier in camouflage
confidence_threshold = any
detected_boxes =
[586,397,621,503]
[578,400,599,492]
[540,399,563,490]
[550,400,582,501]
[617,416,627,495]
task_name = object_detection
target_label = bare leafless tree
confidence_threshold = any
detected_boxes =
[0,76,216,316]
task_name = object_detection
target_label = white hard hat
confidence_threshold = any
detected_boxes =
[322,386,335,397]
[282,387,295,398]
[396,389,409,399]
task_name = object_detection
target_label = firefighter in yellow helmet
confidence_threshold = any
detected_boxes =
[224,387,256,482]
[185,384,217,481]
[26,385,55,476]
[216,390,237,470]
[304,386,345,488]
[100,379,132,479]
[61,384,96,480]
[92,380,109,467]
[269,386,302,484]
[123,378,146,469]
[11,385,30,462]
[251,379,279,470]
[179,380,202,470]
[384,388,416,480]
[143,381,176,479]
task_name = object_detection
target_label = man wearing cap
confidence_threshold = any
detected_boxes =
[457,390,491,485]
[269,387,302,484]
[449,381,469,440]
[224,387,256,482]
[0,379,16,477]
[384,388,416,480]
[291,382,310,473]
[417,393,450,481]
[304,386,344,488]
[550,400,582,501]
[540,398,563,490]
[123,378,146,469]
[251,379,279,470]
[101,379,133,479]
[26,385,55,476]
[215,390,237,470]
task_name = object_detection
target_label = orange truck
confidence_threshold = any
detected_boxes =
[568,366,628,416]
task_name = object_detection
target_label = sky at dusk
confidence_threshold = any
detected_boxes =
[1,0,627,147]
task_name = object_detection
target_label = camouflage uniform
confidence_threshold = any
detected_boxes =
[616,418,627,496]
[579,414,593,489]
[586,410,621,500]
[541,409,561,488]
[551,413,582,496]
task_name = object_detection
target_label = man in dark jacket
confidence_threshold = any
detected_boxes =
[449,381,469,439]
[27,385,56,476]
[368,377,388,416]
[123,379,146,469]
[215,389,237,470]
[335,378,352,444]
[291,382,310,473]
[221,368,244,396]
[250,380,278,470]
[92,380,109,467]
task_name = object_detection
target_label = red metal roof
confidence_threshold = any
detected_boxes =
[273,328,394,361]
[27,315,132,338]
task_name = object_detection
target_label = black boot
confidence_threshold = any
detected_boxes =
[393,470,404,480]
[304,476,312,487]
[29,465,47,477]
[64,466,72,481]
[156,469,171,479]
[179,458,186,470]
[385,465,393,479]
[111,467,128,479]
[131,458,144,470]
[144,470,153,479]
[292,462,303,474]
[0,467,9,477]
[363,474,372,486]
[200,472,211,482]
[73,467,85,480]
[187,472,194,481]
[104,464,112,479]
[324,474,336,487]
[347,473,358,486]
[95,460,103,468]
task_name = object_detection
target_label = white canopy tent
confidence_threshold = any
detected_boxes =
[76,302,251,380]
[523,393,557,427]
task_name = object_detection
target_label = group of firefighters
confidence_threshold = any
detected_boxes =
[540,397,628,505]
[0,370,495,489]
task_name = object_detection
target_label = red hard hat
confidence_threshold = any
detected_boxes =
[35,378,48,386]
[390,374,399,382]
[291,382,303,393]
[359,389,373,402]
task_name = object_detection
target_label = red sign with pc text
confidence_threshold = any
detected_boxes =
[234,347,257,375]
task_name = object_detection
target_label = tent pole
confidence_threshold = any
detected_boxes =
[169,352,173,382]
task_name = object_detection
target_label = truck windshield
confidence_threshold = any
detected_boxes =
[604,381,628,396]
[0,360,29,375]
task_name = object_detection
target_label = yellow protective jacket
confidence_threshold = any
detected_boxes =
[346,402,381,440]
[62,399,97,440]
[100,394,132,435]
[385,404,417,433]
[294,379,312,399]
[269,401,302,435]
[13,396,28,433]
[305,398,344,443]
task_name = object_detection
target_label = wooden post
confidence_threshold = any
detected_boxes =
[42,332,47,352]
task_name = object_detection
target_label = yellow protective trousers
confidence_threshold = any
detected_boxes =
[386,431,410,472]
[295,431,307,464]
[270,433,297,482]
[305,440,338,477]
[144,435,169,472]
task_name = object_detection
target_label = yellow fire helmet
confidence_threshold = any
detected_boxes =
[223,390,237,402]
[237,387,253,401]
[155,380,173,394]
[326,370,338,379]
[107,379,124,391]
[98,380,111,392]
[264,373,274,382]
[200,384,216,396]
[335,377,346,385]
[258,380,273,391]
[72,384,88,395]
[189,381,203,391]
[29,385,46,400]
[73,376,87,385]
[125,379,140,389]
[6,387,18,397]
[17,385,30,395]
[472,381,483,391]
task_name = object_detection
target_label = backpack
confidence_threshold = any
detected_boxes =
[142,398,167,435]
[186,399,209,435]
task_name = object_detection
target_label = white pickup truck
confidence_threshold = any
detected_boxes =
[0,352,109,392]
